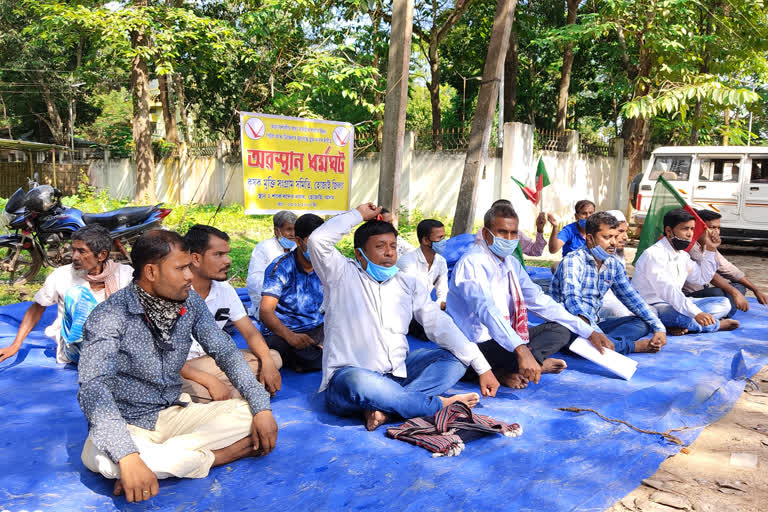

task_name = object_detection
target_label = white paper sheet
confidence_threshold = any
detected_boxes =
[569,337,638,380]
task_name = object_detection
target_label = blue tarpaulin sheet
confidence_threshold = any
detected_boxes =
[1,236,767,511]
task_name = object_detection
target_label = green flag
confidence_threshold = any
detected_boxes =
[511,176,538,203]
[513,240,525,266]
[633,176,706,264]
[535,156,551,192]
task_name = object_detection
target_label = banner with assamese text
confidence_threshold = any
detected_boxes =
[240,112,353,214]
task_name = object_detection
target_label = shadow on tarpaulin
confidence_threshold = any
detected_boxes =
[1,246,767,511]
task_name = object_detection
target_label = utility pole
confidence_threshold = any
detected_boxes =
[377,0,414,225]
[69,80,84,161]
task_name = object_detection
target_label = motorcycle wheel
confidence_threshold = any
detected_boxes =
[0,241,43,286]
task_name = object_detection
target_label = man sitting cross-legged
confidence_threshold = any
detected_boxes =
[0,224,133,364]
[551,211,667,354]
[259,214,326,372]
[447,203,614,390]
[181,225,282,401]
[633,208,739,335]
[309,203,500,431]
[78,230,277,503]
[683,209,768,316]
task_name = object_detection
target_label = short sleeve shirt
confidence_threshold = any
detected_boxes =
[557,222,586,257]
[260,251,324,335]
[187,280,248,360]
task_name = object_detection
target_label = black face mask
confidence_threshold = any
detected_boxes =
[669,235,690,251]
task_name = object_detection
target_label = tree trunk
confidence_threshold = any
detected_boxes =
[0,93,11,139]
[554,0,579,132]
[627,47,652,184]
[158,74,179,146]
[452,0,517,235]
[131,0,156,202]
[503,26,518,123]
[38,81,66,145]
[174,74,190,143]
[428,39,443,150]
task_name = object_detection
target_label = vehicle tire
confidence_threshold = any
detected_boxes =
[0,241,43,286]
[629,174,643,209]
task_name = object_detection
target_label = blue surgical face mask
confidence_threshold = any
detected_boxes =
[486,229,519,258]
[303,250,311,262]
[277,230,296,250]
[590,244,613,261]
[431,239,448,254]
[358,248,399,282]
[578,219,587,229]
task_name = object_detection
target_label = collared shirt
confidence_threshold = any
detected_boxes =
[246,237,290,316]
[261,251,324,334]
[520,231,547,257]
[551,246,665,333]
[397,236,415,259]
[308,210,491,391]
[397,248,448,303]
[683,242,746,294]
[187,279,248,360]
[633,237,718,318]
[557,222,586,257]
[78,284,270,464]
[34,263,133,363]
[447,240,594,354]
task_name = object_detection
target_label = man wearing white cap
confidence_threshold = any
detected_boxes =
[599,210,634,319]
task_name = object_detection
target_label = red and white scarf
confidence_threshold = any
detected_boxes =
[508,261,530,342]
[84,259,121,298]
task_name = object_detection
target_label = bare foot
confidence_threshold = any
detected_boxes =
[541,358,567,374]
[668,327,688,336]
[363,410,388,431]
[113,480,124,496]
[212,436,258,467]
[497,372,529,389]
[633,338,660,353]
[439,392,480,409]
[718,319,739,331]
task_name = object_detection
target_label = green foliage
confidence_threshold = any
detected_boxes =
[80,88,133,157]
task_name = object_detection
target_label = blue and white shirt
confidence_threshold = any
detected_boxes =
[551,246,665,332]
[261,251,324,334]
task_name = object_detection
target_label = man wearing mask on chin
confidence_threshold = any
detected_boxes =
[246,211,297,317]
[309,203,500,432]
[447,203,612,390]
[552,212,667,354]
[633,208,739,335]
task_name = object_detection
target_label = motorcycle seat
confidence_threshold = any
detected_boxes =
[82,206,156,230]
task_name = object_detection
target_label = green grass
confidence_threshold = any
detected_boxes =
[0,193,557,303]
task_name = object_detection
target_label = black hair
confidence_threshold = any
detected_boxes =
[575,199,596,214]
[416,219,444,243]
[696,209,722,222]
[132,229,189,280]
[294,213,324,239]
[484,203,518,229]
[491,199,512,208]
[72,224,112,259]
[184,224,229,255]
[585,212,619,236]
[379,207,391,215]
[663,208,695,231]
[354,220,398,249]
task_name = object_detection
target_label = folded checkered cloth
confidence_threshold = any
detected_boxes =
[386,401,523,457]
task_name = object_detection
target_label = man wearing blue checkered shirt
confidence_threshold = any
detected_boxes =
[552,211,667,354]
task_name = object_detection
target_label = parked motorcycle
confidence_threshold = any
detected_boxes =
[0,183,172,285]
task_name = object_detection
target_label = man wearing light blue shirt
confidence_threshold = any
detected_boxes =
[551,211,667,354]
[447,203,613,389]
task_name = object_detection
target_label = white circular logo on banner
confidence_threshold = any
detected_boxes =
[244,117,266,141]
[332,126,351,147]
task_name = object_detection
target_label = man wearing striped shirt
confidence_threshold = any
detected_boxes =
[552,211,667,354]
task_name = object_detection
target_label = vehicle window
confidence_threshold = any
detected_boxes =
[648,156,692,181]
[751,159,768,183]
[699,159,740,183]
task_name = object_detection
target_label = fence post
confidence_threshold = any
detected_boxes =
[566,130,580,155]
[612,138,626,210]
[500,121,534,203]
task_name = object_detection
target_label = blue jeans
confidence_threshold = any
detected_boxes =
[653,297,731,333]
[325,348,467,419]
[597,316,654,354]
[686,283,747,319]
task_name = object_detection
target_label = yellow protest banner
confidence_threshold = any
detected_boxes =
[240,112,353,214]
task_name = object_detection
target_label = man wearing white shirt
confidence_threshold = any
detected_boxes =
[309,203,500,431]
[633,209,738,335]
[182,225,283,402]
[447,203,613,390]
[246,211,296,316]
[397,219,448,340]
[0,224,133,364]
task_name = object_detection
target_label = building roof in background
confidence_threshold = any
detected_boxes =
[0,139,70,152]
